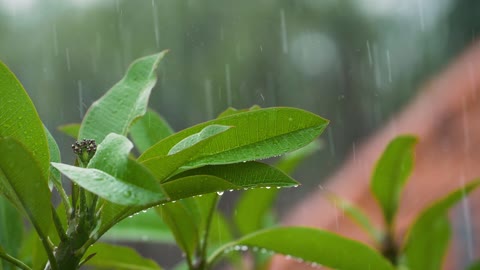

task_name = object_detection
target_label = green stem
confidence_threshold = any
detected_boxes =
[51,206,67,242]
[0,251,32,270]
[196,194,220,270]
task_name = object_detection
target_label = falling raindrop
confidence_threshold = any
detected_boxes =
[386,49,392,83]
[65,48,71,71]
[78,80,84,119]
[52,24,58,56]
[225,64,232,106]
[280,8,288,54]
[204,79,213,119]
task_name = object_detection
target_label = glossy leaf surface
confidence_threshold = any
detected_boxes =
[371,135,417,225]
[0,61,49,184]
[78,51,167,143]
[139,107,328,169]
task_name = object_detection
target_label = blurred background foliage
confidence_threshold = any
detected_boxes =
[0,0,479,264]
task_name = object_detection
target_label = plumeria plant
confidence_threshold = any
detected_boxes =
[0,51,478,270]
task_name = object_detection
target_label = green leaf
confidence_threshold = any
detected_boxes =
[78,51,168,143]
[167,162,298,188]
[156,200,201,263]
[140,125,232,182]
[209,227,394,270]
[233,140,322,237]
[0,197,23,270]
[402,180,480,270]
[52,133,168,206]
[83,242,163,270]
[327,194,383,244]
[139,107,329,169]
[234,189,278,236]
[168,125,231,155]
[162,175,238,201]
[0,60,50,186]
[57,123,80,139]
[216,105,261,118]
[129,109,174,154]
[275,139,322,174]
[103,208,174,243]
[51,162,165,206]
[371,135,418,226]
[0,138,52,251]
[44,126,62,191]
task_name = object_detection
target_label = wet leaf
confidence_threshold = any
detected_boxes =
[129,108,174,154]
[0,60,50,186]
[0,197,23,270]
[139,107,329,169]
[79,51,168,143]
[371,135,418,226]
[52,134,167,206]
[44,126,62,191]
[402,180,480,270]
[209,227,394,270]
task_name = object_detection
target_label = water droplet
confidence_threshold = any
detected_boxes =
[217,191,224,196]
[123,190,132,197]
[265,186,271,189]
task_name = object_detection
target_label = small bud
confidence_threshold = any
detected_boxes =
[72,138,97,165]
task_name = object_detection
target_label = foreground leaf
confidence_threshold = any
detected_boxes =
[209,227,394,270]
[129,109,174,154]
[0,138,52,254]
[402,180,480,270]
[79,51,168,143]
[52,134,168,206]
[139,107,328,169]
[83,242,163,270]
[371,135,417,226]
[0,60,50,185]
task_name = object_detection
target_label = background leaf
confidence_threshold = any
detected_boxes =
[78,51,168,143]
[83,242,163,270]
[57,123,80,139]
[139,107,328,169]
[209,227,394,270]
[103,208,174,243]
[44,126,62,191]
[402,180,480,270]
[0,60,50,186]
[0,197,23,270]
[129,109,174,154]
[371,135,418,226]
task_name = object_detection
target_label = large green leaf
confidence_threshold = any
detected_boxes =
[57,123,80,139]
[103,208,174,243]
[0,61,50,186]
[139,125,232,182]
[209,227,394,270]
[129,109,174,154]
[139,107,328,169]
[468,261,480,270]
[0,138,52,252]
[52,134,168,206]
[78,51,168,143]
[371,135,417,226]
[83,242,163,270]
[0,197,23,270]
[402,180,480,270]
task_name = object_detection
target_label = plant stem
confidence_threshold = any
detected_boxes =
[196,194,220,270]
[51,206,67,242]
[382,224,398,265]
[0,252,32,270]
